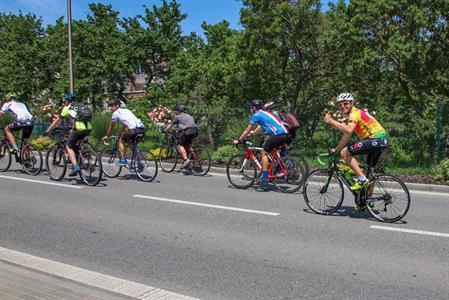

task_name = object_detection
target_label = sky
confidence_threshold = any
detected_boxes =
[0,0,337,35]
[0,0,244,35]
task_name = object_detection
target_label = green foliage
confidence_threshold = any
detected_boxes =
[30,135,53,150]
[432,159,449,183]
[212,145,239,164]
[90,112,112,142]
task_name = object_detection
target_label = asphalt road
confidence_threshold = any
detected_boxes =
[0,163,448,299]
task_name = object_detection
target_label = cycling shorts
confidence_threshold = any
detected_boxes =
[67,130,90,149]
[8,120,34,139]
[263,134,290,153]
[347,138,388,167]
[122,127,145,143]
[176,127,198,147]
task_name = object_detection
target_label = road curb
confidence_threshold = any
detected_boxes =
[208,165,449,194]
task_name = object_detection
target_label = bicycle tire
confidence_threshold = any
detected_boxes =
[303,168,344,215]
[135,150,158,182]
[21,144,43,175]
[189,145,211,176]
[45,145,67,181]
[159,144,179,173]
[101,148,122,178]
[0,143,12,172]
[273,155,306,193]
[78,149,102,186]
[365,174,410,223]
[226,153,257,189]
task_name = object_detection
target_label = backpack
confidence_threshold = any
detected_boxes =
[70,102,92,122]
[279,111,300,132]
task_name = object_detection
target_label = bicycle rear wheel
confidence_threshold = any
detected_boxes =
[226,154,257,189]
[273,155,306,193]
[135,150,158,182]
[188,145,211,176]
[101,148,122,177]
[0,144,12,172]
[78,149,102,186]
[21,144,43,175]
[365,175,410,223]
[303,169,344,215]
[159,144,179,173]
[45,145,67,180]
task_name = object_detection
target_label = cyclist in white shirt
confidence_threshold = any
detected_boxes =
[102,99,145,166]
[0,92,34,154]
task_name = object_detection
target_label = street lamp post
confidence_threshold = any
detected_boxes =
[67,0,74,93]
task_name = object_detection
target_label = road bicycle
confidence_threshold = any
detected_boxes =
[158,130,211,176]
[303,151,410,222]
[101,134,158,182]
[226,141,306,193]
[45,131,103,186]
[0,129,43,175]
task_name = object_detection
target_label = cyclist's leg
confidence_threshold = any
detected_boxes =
[261,134,289,188]
[66,131,80,166]
[341,146,364,178]
[176,131,189,161]
[4,123,19,150]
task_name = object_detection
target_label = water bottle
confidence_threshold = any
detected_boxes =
[337,161,355,184]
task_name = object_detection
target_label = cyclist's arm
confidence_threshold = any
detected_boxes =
[324,113,356,135]
[251,125,264,136]
[0,111,4,118]
[164,123,174,132]
[102,120,117,141]
[238,123,254,141]
[335,133,352,153]
[46,116,62,133]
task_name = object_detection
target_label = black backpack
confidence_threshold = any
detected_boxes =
[70,102,92,122]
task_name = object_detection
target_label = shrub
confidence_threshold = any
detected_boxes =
[212,145,239,164]
[432,159,449,183]
[90,112,113,141]
[30,135,53,150]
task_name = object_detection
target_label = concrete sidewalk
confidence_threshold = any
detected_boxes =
[0,261,130,300]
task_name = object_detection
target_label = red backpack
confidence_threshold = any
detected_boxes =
[279,112,300,132]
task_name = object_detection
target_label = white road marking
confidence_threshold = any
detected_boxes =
[0,246,197,300]
[370,225,449,238]
[133,194,280,216]
[410,190,449,197]
[0,175,83,189]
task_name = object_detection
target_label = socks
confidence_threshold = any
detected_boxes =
[262,170,268,181]
[358,175,367,182]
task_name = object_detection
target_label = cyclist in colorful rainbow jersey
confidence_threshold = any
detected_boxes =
[46,93,92,176]
[0,92,34,154]
[324,93,387,192]
[234,99,289,191]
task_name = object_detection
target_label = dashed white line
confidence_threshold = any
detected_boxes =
[0,246,197,300]
[0,175,83,189]
[133,194,280,216]
[370,225,449,238]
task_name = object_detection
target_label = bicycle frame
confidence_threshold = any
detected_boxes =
[240,144,288,181]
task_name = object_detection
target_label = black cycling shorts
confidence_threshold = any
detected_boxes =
[67,130,90,149]
[263,134,290,153]
[8,120,34,139]
[122,127,145,143]
[176,127,198,147]
[347,138,388,167]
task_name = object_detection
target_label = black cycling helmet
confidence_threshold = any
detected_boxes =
[174,103,187,112]
[248,99,263,110]
[63,92,77,101]
[107,99,121,106]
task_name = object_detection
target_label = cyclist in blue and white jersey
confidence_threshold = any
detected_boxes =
[234,99,289,191]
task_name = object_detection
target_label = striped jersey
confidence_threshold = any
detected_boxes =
[348,107,387,139]
[249,110,289,136]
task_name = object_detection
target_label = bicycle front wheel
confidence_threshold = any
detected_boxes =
[45,145,67,180]
[135,150,158,182]
[101,148,122,178]
[303,169,344,215]
[189,145,212,176]
[79,149,102,186]
[273,155,307,193]
[226,154,257,189]
[0,144,12,172]
[159,144,179,173]
[21,144,43,175]
[365,175,410,223]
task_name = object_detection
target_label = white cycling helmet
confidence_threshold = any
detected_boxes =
[336,93,354,103]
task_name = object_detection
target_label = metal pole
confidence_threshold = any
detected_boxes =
[67,0,74,93]
[435,101,442,163]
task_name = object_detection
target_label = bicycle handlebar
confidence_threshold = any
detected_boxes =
[103,135,118,146]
